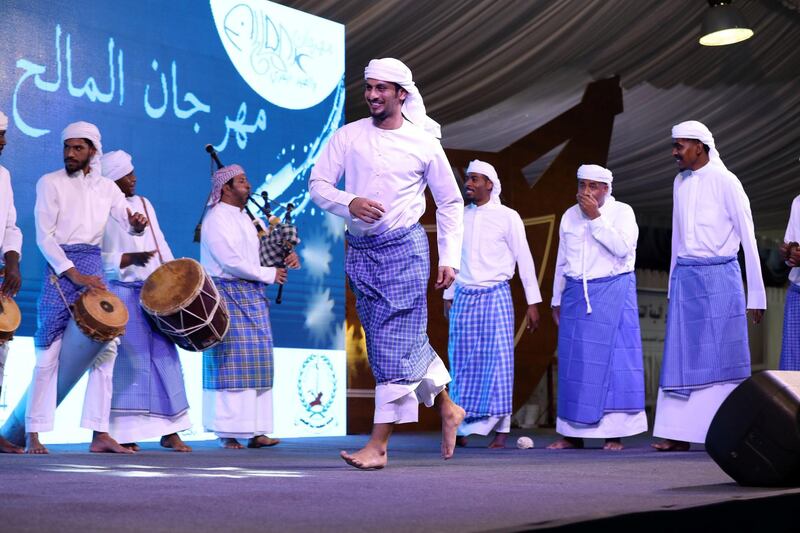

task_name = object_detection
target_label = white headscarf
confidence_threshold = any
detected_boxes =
[61,121,103,175]
[364,58,441,139]
[671,120,726,170]
[0,111,8,130]
[101,150,134,182]
[577,164,613,195]
[466,159,501,204]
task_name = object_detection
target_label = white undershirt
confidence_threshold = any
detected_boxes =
[309,117,463,268]
[785,195,800,286]
[0,165,22,259]
[443,201,541,305]
[200,202,276,284]
[669,162,765,309]
[35,166,136,275]
[102,195,175,282]
[551,196,638,307]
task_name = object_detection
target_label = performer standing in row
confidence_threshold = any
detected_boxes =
[310,57,465,469]
[201,164,296,449]
[443,160,540,449]
[0,110,24,453]
[653,121,765,451]
[25,122,148,454]
[101,150,192,452]
[548,165,646,451]
[779,196,800,370]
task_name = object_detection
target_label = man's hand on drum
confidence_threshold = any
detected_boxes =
[120,251,156,268]
[0,251,21,298]
[284,251,301,269]
[126,208,149,233]
[64,267,106,291]
[348,197,385,224]
[274,267,288,285]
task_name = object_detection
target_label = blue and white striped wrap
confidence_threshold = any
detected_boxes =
[34,244,102,348]
[346,223,437,385]
[448,281,514,419]
[557,272,645,424]
[203,278,273,390]
[779,283,800,370]
[661,256,751,396]
[109,280,189,416]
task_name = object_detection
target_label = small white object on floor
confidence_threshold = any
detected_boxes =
[516,436,534,449]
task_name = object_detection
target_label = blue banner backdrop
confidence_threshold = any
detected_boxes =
[0,0,346,350]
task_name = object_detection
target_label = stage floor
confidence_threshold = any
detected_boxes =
[1,430,798,532]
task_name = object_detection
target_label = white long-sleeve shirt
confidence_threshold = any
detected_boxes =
[102,195,175,282]
[309,118,464,268]
[444,202,542,305]
[551,196,638,307]
[200,202,276,284]
[0,165,22,260]
[784,195,800,286]
[669,162,766,309]
[34,167,138,275]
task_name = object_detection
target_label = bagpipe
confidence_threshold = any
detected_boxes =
[194,144,300,303]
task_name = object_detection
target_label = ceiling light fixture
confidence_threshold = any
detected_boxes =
[699,1,754,46]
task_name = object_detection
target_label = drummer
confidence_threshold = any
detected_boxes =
[24,122,148,454]
[101,150,192,452]
[200,164,299,449]
[0,110,24,453]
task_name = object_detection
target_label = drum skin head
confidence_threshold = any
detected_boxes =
[0,296,22,333]
[81,289,129,329]
[141,258,204,315]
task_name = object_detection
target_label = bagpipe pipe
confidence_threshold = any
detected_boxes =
[194,144,300,303]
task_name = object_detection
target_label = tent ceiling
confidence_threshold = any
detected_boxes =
[287,0,800,233]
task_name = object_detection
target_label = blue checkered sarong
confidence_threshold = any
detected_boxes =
[780,283,800,370]
[203,278,273,390]
[34,244,103,348]
[448,281,514,419]
[109,280,189,416]
[346,223,436,384]
[661,256,751,396]
[557,272,645,424]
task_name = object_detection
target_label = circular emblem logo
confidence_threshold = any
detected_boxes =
[296,354,337,429]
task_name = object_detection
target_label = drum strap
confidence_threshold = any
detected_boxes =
[140,197,164,265]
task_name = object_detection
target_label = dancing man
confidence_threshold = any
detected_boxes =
[101,150,192,452]
[779,196,800,370]
[443,160,540,449]
[653,121,765,451]
[310,57,465,469]
[26,122,148,454]
[548,164,646,451]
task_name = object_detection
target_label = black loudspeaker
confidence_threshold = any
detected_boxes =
[706,371,800,487]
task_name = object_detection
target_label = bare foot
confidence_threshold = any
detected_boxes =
[0,436,24,454]
[651,439,690,452]
[440,401,466,460]
[160,433,191,452]
[247,435,280,448]
[90,432,135,454]
[218,438,244,449]
[547,437,584,450]
[603,438,624,451]
[121,442,140,452]
[25,433,48,454]
[340,446,387,470]
[488,433,508,449]
[455,436,468,448]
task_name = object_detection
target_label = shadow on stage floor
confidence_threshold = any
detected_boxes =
[1,430,798,532]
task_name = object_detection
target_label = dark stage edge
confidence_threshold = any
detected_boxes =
[1,430,798,533]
